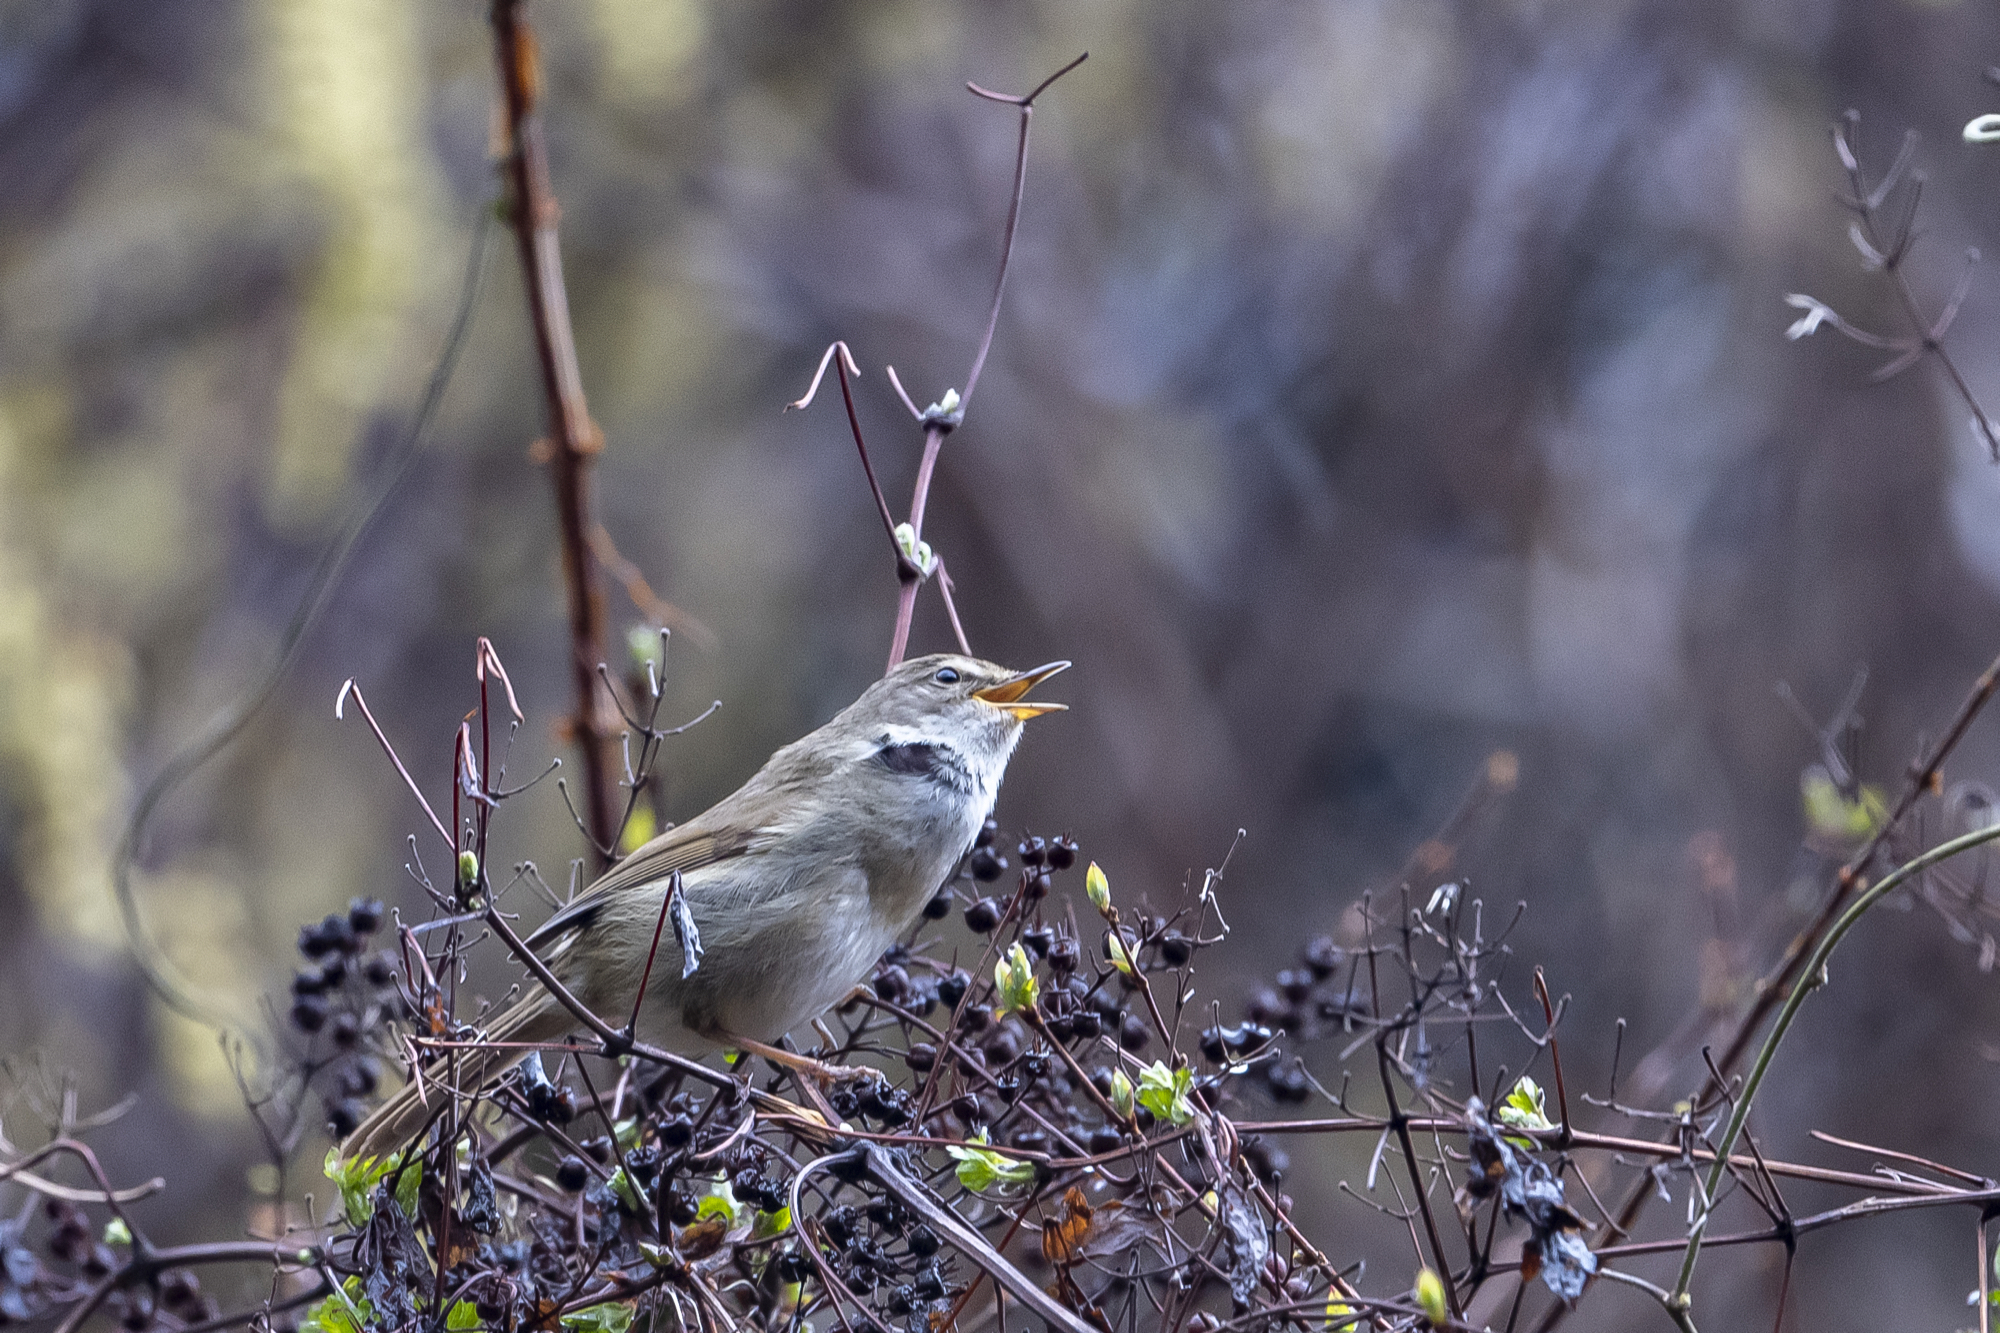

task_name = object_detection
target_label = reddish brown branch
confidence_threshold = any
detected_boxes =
[491,0,618,862]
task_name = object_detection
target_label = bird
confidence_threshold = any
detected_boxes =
[339,652,1067,1163]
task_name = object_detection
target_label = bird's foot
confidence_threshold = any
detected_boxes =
[726,1035,882,1089]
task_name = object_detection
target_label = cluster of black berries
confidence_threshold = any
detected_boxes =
[6,1203,218,1331]
[817,1196,952,1318]
[1214,933,1370,1105]
[289,897,399,1138]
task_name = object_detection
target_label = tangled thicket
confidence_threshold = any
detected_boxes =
[11,14,2000,1333]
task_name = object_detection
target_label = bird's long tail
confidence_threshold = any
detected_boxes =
[339,988,561,1166]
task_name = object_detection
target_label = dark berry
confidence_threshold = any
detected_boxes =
[363,953,397,988]
[823,1206,858,1246]
[663,1188,699,1226]
[658,1115,694,1149]
[1024,872,1052,902]
[963,897,1002,933]
[1047,836,1078,870]
[1119,1013,1151,1051]
[1277,969,1313,1004]
[289,994,329,1033]
[317,913,357,954]
[347,898,386,935]
[329,1011,361,1050]
[1159,932,1194,967]
[873,965,911,1006]
[317,952,348,986]
[905,1043,937,1073]
[922,889,953,920]
[626,1146,661,1183]
[1243,1137,1289,1187]
[1304,936,1342,978]
[906,1223,940,1258]
[962,1003,992,1033]
[912,1265,946,1300]
[1267,1062,1311,1104]
[1018,836,1047,867]
[1246,988,1287,1027]
[291,967,328,997]
[975,818,998,849]
[159,1271,201,1316]
[968,847,1007,882]
[937,969,970,1006]
[556,1156,589,1191]
[327,1099,364,1139]
[776,1251,811,1283]
[1010,1127,1048,1153]
[1087,1124,1122,1154]
[1021,925,1053,958]
[297,923,333,958]
[982,1026,1021,1066]
[1047,934,1079,973]
[581,1136,611,1164]
[1071,1010,1103,1040]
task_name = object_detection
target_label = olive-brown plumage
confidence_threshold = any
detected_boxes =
[342,653,1065,1162]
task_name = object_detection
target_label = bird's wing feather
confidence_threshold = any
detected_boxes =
[524,820,763,949]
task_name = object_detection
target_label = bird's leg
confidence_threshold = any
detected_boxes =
[726,1034,881,1087]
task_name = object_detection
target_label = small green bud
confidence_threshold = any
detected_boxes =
[457,849,479,886]
[994,943,1039,1016]
[1108,1068,1134,1120]
[1415,1267,1448,1325]
[1086,861,1111,914]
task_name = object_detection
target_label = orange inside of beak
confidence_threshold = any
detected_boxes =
[973,660,1070,720]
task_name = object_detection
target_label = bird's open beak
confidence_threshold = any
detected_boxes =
[973,660,1070,720]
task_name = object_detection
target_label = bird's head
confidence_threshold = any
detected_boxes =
[849,653,1069,757]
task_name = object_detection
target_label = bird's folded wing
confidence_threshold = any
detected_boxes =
[523,823,762,949]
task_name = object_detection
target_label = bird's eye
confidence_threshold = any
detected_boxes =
[934,667,960,685]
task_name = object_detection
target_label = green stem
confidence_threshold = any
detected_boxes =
[1671,817,2000,1305]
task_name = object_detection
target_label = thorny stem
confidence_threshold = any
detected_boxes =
[491,0,618,861]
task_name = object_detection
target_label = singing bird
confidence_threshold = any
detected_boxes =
[340,652,1067,1162]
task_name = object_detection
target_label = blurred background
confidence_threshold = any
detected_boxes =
[5,0,2000,1327]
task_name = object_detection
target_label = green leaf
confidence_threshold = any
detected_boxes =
[394,1158,423,1221]
[946,1132,1037,1194]
[324,1147,407,1225]
[446,1300,483,1331]
[1106,931,1134,978]
[994,944,1039,1016]
[1135,1062,1195,1126]
[101,1218,131,1247]
[1497,1075,1554,1150]
[560,1303,634,1333]
[1801,769,1886,842]
[753,1204,793,1238]
[607,1168,644,1214]
[694,1176,742,1227]
[300,1277,370,1333]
